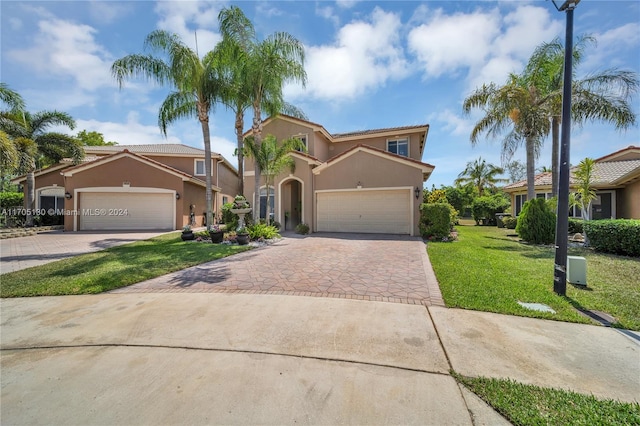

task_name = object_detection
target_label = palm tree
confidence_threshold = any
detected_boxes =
[573,158,597,246]
[243,134,305,224]
[112,30,223,229]
[2,111,83,226]
[218,5,307,221]
[523,36,638,197]
[454,157,506,197]
[463,73,550,201]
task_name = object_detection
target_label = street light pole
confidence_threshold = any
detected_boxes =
[552,0,579,296]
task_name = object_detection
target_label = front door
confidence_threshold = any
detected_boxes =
[592,192,612,220]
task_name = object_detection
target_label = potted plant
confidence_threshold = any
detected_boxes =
[181,225,195,241]
[236,226,250,245]
[209,224,224,244]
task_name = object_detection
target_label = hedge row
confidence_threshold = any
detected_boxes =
[420,203,452,239]
[584,219,640,257]
[0,192,23,208]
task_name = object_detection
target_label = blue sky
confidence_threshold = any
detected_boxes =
[1,0,639,188]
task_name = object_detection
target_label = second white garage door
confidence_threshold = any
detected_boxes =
[79,191,174,231]
[316,189,411,234]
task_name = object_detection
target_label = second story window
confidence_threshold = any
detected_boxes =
[387,138,409,157]
[293,134,307,152]
[195,159,205,176]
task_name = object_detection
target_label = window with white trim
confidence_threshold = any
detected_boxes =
[387,138,409,157]
[293,134,307,152]
[195,159,205,176]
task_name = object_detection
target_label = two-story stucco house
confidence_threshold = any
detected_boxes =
[243,115,435,236]
[12,144,238,231]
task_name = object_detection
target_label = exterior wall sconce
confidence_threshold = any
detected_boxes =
[356,181,362,189]
[415,187,421,200]
[175,193,181,200]
[65,192,72,199]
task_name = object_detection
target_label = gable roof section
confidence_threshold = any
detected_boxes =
[245,115,430,156]
[84,144,219,158]
[10,163,70,184]
[594,145,640,162]
[62,150,217,189]
[312,144,435,181]
[289,150,322,166]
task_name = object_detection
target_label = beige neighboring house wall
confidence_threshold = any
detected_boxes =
[242,115,435,235]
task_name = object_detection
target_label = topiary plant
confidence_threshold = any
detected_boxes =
[515,198,556,244]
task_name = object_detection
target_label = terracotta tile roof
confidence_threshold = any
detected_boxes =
[332,124,429,138]
[594,145,640,162]
[85,144,210,156]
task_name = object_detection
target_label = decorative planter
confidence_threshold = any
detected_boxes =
[181,231,195,241]
[236,233,250,245]
[230,207,252,230]
[209,230,224,244]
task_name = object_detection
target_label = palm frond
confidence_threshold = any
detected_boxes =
[158,91,197,135]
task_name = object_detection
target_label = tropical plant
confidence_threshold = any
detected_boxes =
[523,36,638,196]
[463,74,551,202]
[243,134,305,225]
[471,194,510,226]
[295,223,310,235]
[573,158,597,246]
[1,110,83,226]
[455,157,507,197]
[0,84,25,192]
[111,30,222,230]
[217,6,307,221]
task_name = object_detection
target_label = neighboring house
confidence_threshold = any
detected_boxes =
[11,144,238,231]
[243,115,435,236]
[503,145,640,219]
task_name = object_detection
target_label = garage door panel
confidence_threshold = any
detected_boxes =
[317,190,410,234]
[80,192,174,231]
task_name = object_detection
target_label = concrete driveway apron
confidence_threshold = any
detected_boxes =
[112,233,444,307]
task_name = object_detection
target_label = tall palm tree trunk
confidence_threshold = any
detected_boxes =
[199,117,214,229]
[551,116,560,198]
[252,103,263,222]
[235,112,244,196]
[265,182,272,225]
[25,171,35,227]
[525,136,536,202]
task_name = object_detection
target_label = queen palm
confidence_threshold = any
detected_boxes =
[112,30,223,229]
[523,36,638,196]
[454,157,506,197]
[0,83,25,190]
[243,134,305,224]
[2,111,83,226]
[463,73,551,201]
[218,5,306,221]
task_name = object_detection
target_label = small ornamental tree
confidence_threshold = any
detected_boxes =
[515,198,556,244]
[420,203,452,240]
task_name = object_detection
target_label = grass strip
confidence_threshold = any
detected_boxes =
[428,224,640,330]
[1,232,251,297]
[453,373,640,426]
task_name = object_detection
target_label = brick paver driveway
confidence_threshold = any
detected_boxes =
[113,233,444,306]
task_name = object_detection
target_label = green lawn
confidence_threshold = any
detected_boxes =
[1,233,251,297]
[428,224,640,330]
[454,373,640,426]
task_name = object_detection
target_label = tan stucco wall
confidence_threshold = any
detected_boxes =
[329,132,425,162]
[143,155,197,177]
[182,182,207,227]
[621,180,640,219]
[261,119,318,157]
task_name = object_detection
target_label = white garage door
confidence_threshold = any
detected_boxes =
[79,192,174,231]
[316,189,411,234]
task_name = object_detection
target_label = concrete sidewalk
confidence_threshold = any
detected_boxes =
[1,293,638,425]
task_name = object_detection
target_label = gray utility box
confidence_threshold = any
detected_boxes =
[567,256,587,286]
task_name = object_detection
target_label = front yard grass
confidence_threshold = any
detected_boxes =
[454,373,640,425]
[428,224,640,330]
[1,233,252,297]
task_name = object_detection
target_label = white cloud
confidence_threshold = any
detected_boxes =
[154,1,225,55]
[8,18,114,92]
[315,4,339,27]
[76,112,181,145]
[430,109,474,137]
[582,22,640,70]
[335,0,359,9]
[9,17,22,30]
[409,5,562,90]
[88,1,132,24]
[286,7,408,101]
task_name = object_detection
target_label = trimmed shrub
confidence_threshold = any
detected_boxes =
[515,198,556,244]
[295,223,310,235]
[247,223,280,240]
[583,219,640,257]
[568,218,584,234]
[471,195,510,225]
[0,192,23,208]
[502,216,518,229]
[420,203,451,239]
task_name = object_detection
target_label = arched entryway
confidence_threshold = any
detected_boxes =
[279,178,303,231]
